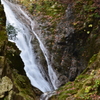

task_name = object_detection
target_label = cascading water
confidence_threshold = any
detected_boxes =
[1,0,59,99]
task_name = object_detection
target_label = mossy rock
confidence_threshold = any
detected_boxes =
[0,76,13,98]
[12,70,41,100]
[50,51,100,100]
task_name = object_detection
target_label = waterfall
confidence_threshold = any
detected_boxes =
[1,0,59,96]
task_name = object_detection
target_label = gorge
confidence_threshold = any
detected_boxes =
[0,0,100,100]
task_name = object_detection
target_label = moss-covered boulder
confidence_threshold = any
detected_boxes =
[0,76,13,98]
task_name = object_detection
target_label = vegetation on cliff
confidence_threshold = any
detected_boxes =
[50,52,100,100]
[50,0,100,99]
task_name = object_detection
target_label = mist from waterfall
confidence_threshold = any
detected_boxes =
[1,0,59,95]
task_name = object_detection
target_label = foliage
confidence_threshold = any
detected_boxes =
[34,0,65,16]
[18,0,66,20]
[6,24,17,40]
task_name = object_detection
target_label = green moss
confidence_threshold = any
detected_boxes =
[58,94,67,100]
[0,4,6,46]
[75,74,89,82]
[20,0,66,18]
[88,54,97,65]
[12,70,40,100]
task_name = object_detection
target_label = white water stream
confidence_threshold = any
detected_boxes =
[1,0,59,97]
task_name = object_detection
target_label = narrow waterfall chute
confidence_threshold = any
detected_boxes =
[19,8,59,90]
[1,0,59,94]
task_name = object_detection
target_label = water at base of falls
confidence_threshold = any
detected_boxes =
[40,91,56,100]
[1,0,59,99]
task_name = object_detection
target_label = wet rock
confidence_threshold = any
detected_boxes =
[57,75,68,87]
[69,66,78,81]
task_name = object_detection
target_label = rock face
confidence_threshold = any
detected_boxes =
[34,0,100,85]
